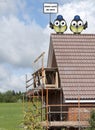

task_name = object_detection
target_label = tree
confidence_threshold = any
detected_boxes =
[89,110,95,129]
[86,110,95,130]
[0,92,3,102]
[23,98,42,130]
[0,90,23,103]
[3,90,13,102]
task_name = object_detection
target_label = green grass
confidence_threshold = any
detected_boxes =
[0,103,23,130]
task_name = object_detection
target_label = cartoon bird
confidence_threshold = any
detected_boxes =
[50,15,67,34]
[70,15,88,34]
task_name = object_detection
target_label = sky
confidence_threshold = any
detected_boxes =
[0,0,95,92]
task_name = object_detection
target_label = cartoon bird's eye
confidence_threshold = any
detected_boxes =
[78,21,83,26]
[71,21,77,26]
[60,20,66,26]
[54,20,59,26]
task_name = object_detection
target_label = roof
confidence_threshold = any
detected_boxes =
[48,34,95,100]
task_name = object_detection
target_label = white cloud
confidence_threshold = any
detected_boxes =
[0,64,10,80]
[7,74,25,92]
[0,0,50,93]
[0,0,18,16]
[0,16,49,68]
[58,0,95,33]
[0,15,50,92]
[0,73,26,93]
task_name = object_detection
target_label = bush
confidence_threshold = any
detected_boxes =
[86,110,95,130]
[23,99,42,130]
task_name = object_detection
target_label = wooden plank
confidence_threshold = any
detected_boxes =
[34,52,45,63]
[42,69,45,85]
[56,71,58,88]
[45,84,57,88]
[48,111,90,114]
[26,83,33,88]
[41,121,89,127]
[48,104,95,107]
[26,77,33,83]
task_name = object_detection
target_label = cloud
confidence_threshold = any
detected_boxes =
[58,0,95,33]
[0,0,51,93]
[0,15,50,92]
[0,64,10,81]
[0,72,26,93]
[0,15,49,68]
[0,0,19,16]
[6,74,25,92]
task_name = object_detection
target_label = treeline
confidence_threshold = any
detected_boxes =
[0,90,24,103]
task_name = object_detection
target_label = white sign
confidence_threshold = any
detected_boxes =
[43,3,58,14]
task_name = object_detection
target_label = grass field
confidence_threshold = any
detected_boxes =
[0,103,24,130]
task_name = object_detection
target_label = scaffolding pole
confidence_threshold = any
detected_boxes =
[46,88,48,130]
[60,89,63,121]
[41,88,44,121]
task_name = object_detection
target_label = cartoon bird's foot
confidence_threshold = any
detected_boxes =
[56,32,64,35]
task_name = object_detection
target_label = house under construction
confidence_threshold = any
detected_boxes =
[25,34,95,130]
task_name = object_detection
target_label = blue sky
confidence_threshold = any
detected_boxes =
[0,0,95,92]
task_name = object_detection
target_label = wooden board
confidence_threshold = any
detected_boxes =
[41,121,89,127]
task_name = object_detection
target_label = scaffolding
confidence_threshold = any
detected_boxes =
[24,53,95,130]
[24,67,95,130]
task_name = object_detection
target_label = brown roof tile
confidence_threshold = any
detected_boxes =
[48,34,95,100]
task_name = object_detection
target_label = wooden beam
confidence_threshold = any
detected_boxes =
[56,71,58,88]
[34,52,45,63]
[78,96,80,130]
[26,77,33,83]
[47,104,95,107]
[46,89,48,130]
[41,121,89,127]
[41,88,43,121]
[60,89,63,121]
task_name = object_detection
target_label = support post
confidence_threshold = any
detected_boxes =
[25,74,28,111]
[22,93,25,113]
[78,96,80,130]
[41,88,44,121]
[60,89,63,121]
[46,89,48,130]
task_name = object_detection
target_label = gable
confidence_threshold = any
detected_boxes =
[48,34,95,100]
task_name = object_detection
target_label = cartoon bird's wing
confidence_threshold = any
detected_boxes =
[65,25,68,31]
[50,22,54,29]
[84,21,88,29]
[70,25,72,31]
